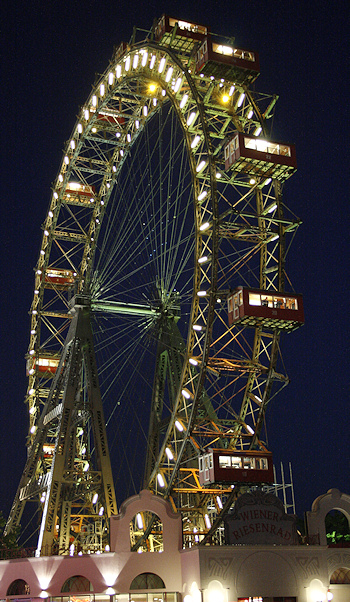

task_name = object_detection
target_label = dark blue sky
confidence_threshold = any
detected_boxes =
[1,0,349,523]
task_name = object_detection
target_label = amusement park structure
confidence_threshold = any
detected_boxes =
[5,15,304,556]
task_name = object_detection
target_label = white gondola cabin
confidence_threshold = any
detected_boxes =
[155,15,209,50]
[227,287,304,332]
[196,37,260,83]
[199,449,274,486]
[224,132,297,182]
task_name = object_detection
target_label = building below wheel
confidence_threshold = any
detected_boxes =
[1,489,349,602]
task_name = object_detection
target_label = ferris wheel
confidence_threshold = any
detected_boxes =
[6,16,303,554]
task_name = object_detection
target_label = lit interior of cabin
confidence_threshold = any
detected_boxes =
[212,43,255,62]
[244,137,291,157]
[168,17,207,35]
[248,292,298,310]
[218,455,268,470]
[37,357,60,369]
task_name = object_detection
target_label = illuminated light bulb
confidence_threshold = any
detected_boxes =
[158,57,166,73]
[83,462,89,472]
[204,514,211,529]
[254,394,262,403]
[70,140,75,149]
[157,473,165,487]
[40,250,45,255]
[196,160,207,173]
[229,85,235,96]
[254,126,262,136]
[327,590,333,601]
[120,149,124,157]
[36,269,42,275]
[124,56,130,71]
[197,290,207,297]
[64,156,69,165]
[216,172,222,179]
[99,506,104,516]
[222,94,230,103]
[29,368,35,374]
[247,109,254,119]
[34,289,39,294]
[92,95,97,107]
[141,51,148,67]
[143,105,148,116]
[166,447,174,460]
[133,54,139,69]
[174,77,182,92]
[246,424,254,434]
[84,109,89,120]
[216,496,223,509]
[105,545,110,552]
[116,131,121,138]
[29,349,35,355]
[187,111,197,126]
[198,191,207,201]
[48,210,53,218]
[182,389,191,399]
[237,92,245,107]
[189,358,198,366]
[58,174,63,182]
[91,127,97,133]
[150,55,156,69]
[153,97,158,105]
[191,135,200,149]
[193,324,202,331]
[29,388,35,395]
[100,84,105,97]
[199,222,210,231]
[30,425,36,434]
[249,178,256,185]
[175,420,184,432]
[127,133,131,142]
[92,493,98,504]
[135,119,140,129]
[267,203,277,213]
[108,72,114,85]
[116,64,122,78]
[69,543,75,556]
[270,234,279,242]
[162,89,166,97]
[264,178,272,186]
[180,93,188,108]
[165,67,173,82]
[137,513,143,528]
[112,165,117,172]
[198,255,209,264]
[44,230,49,236]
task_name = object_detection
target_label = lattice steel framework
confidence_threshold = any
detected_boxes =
[6,19,301,554]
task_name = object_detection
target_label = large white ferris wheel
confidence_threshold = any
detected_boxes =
[6,16,303,555]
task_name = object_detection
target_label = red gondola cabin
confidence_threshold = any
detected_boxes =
[198,449,274,486]
[155,15,209,49]
[227,287,304,332]
[224,132,297,182]
[196,37,260,84]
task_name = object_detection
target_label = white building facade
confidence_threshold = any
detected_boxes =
[1,489,349,602]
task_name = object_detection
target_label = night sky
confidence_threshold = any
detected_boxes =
[1,0,349,527]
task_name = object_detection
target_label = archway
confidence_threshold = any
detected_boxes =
[61,575,93,592]
[7,579,30,595]
[130,573,166,589]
